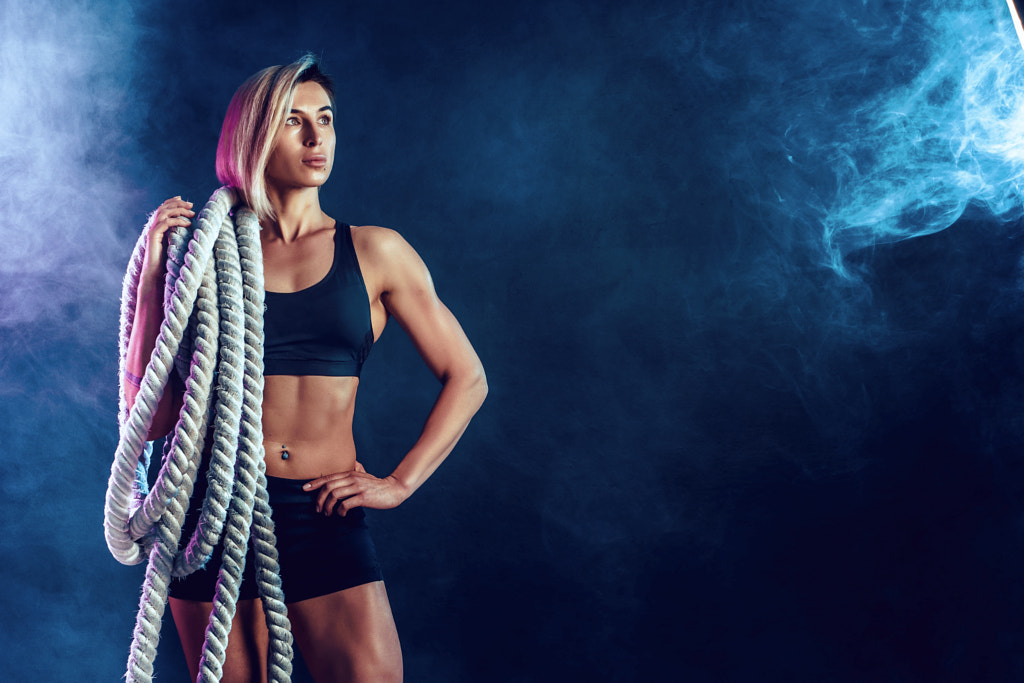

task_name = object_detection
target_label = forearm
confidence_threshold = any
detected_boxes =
[121,197,194,440]
[388,367,488,497]
[123,264,177,439]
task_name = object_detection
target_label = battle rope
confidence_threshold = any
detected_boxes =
[103,187,294,682]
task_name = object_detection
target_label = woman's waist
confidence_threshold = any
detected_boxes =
[183,470,367,528]
[188,446,359,495]
[262,433,358,479]
[263,474,362,518]
[193,431,357,480]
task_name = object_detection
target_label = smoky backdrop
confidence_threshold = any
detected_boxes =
[2,0,1023,680]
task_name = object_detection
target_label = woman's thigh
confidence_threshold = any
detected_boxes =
[169,596,269,683]
[287,580,403,683]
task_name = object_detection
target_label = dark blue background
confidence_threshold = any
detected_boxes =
[2,0,1023,680]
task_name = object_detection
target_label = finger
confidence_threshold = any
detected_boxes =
[150,207,194,229]
[354,461,366,473]
[317,481,357,514]
[337,495,364,517]
[318,487,332,513]
[304,473,342,491]
[148,216,191,240]
[323,490,351,516]
[305,472,350,496]
[157,207,195,222]
[158,198,194,216]
[157,216,192,229]
[162,196,193,208]
[157,202,195,221]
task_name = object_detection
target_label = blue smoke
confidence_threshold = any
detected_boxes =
[0,2,151,677]
[698,0,1024,279]
[820,1,1024,276]
[0,0,142,406]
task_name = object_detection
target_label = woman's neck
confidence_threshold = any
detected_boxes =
[264,186,329,243]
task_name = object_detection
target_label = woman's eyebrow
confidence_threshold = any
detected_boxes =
[289,105,334,114]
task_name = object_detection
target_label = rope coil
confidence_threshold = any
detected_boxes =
[104,188,294,682]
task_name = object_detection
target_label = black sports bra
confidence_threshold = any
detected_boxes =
[263,224,374,377]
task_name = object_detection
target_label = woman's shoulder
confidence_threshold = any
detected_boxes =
[350,224,420,264]
[349,224,431,292]
[350,224,403,249]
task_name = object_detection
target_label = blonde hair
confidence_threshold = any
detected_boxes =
[215,53,335,224]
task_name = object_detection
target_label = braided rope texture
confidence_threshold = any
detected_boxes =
[104,188,294,682]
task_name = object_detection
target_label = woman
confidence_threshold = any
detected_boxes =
[122,55,487,682]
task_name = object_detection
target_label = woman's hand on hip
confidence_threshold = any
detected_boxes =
[303,469,411,516]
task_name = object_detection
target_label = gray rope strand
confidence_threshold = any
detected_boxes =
[122,197,220,681]
[122,190,237,681]
[196,203,293,682]
[116,230,154,502]
[168,252,221,576]
[164,205,240,579]
[134,196,230,546]
[236,206,294,681]
[105,190,223,564]
[106,188,293,682]
[197,209,252,681]
[174,203,244,577]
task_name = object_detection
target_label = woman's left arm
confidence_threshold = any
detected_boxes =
[306,228,487,515]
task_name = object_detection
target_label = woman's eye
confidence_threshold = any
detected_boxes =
[286,117,299,125]
[319,117,332,125]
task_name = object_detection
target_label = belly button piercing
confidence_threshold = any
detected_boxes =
[281,444,290,460]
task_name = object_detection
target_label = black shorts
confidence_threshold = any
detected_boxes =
[168,474,383,603]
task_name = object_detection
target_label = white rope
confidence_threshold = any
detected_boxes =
[104,187,294,682]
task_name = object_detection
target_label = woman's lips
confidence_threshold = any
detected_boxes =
[303,156,328,168]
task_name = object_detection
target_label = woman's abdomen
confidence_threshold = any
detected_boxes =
[261,375,360,479]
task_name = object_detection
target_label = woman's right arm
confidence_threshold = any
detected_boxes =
[123,196,194,440]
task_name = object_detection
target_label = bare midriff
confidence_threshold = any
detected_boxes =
[261,375,360,480]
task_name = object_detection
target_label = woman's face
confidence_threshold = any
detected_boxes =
[265,81,336,191]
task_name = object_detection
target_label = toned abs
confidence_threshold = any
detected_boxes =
[262,374,361,479]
